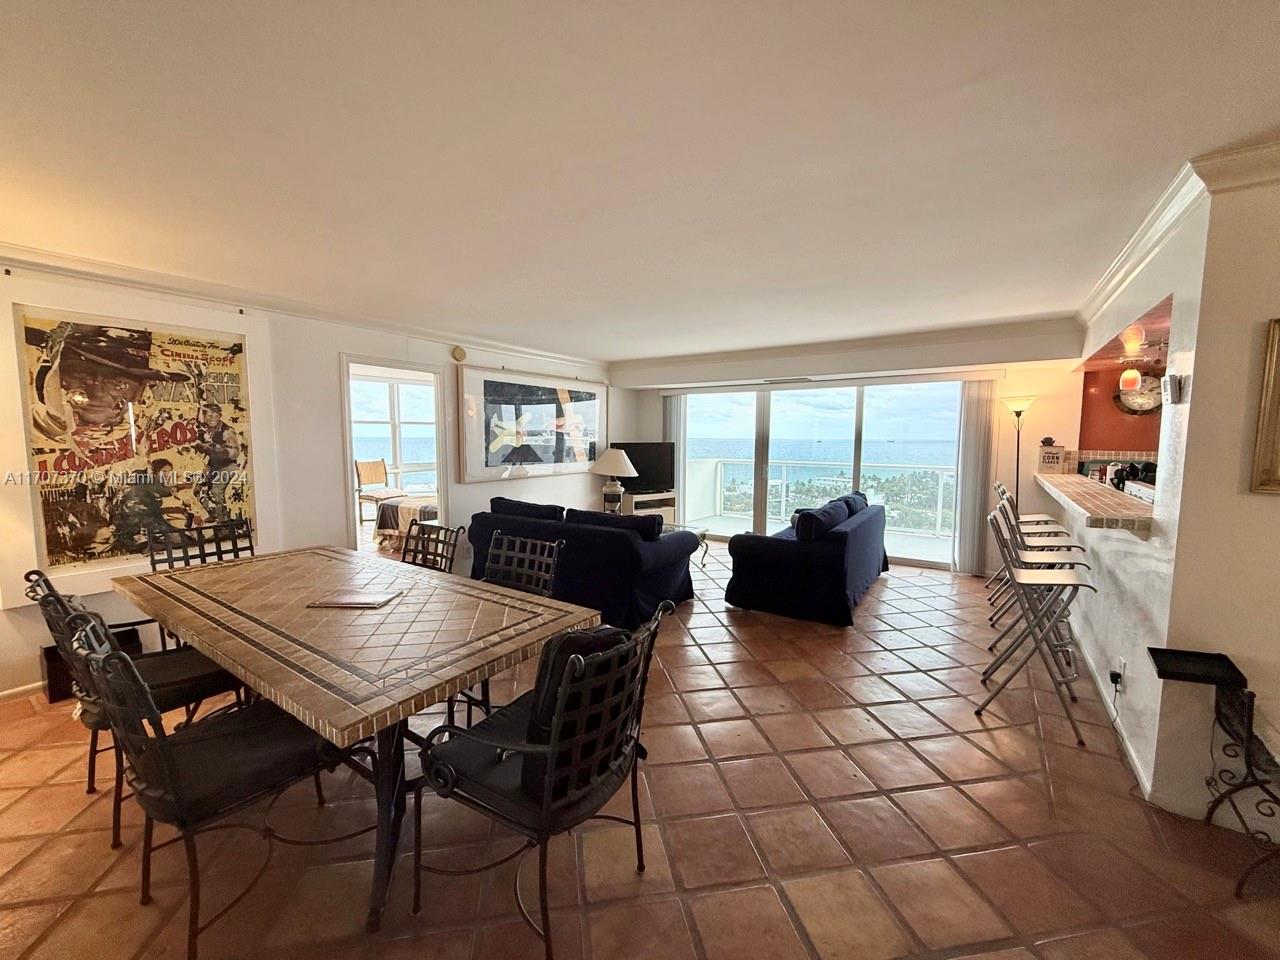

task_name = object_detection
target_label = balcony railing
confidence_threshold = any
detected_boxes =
[686,458,956,539]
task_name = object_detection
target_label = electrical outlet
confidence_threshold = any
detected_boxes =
[1109,657,1127,691]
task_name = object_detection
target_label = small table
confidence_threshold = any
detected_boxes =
[113,546,599,930]
[666,523,709,567]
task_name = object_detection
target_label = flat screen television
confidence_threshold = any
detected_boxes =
[612,441,675,493]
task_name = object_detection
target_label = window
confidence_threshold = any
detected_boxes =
[679,380,961,565]
[350,372,439,493]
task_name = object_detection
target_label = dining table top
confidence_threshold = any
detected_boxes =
[111,546,601,747]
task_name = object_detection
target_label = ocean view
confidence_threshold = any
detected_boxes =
[687,437,957,467]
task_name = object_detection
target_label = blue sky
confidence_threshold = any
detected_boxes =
[688,382,960,441]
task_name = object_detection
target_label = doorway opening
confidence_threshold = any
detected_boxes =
[342,360,446,553]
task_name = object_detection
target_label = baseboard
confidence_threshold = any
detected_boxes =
[0,681,44,704]
[1074,638,1154,798]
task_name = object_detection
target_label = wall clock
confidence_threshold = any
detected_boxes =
[1114,375,1163,415]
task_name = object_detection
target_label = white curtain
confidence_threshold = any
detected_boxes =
[952,379,996,574]
[662,395,686,524]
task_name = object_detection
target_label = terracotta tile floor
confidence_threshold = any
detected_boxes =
[1,543,1278,959]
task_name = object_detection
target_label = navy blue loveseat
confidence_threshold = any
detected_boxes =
[725,495,888,625]
[468,500,700,629]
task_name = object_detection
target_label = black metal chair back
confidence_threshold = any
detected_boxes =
[146,519,255,571]
[25,571,105,717]
[483,531,564,597]
[67,611,178,817]
[539,600,668,816]
[401,520,465,573]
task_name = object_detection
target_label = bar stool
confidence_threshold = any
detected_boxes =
[984,481,1072,589]
[984,507,1089,653]
[994,480,1062,526]
[976,509,1096,744]
[987,496,1084,623]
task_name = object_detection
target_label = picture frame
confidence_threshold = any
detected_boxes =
[457,365,607,483]
[1251,318,1280,493]
[16,304,257,569]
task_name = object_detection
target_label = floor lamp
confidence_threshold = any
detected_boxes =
[1001,396,1037,505]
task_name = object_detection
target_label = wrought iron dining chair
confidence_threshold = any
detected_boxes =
[413,601,673,960]
[146,518,256,571]
[68,611,359,960]
[448,531,567,727]
[484,531,564,597]
[400,520,465,573]
[24,571,242,849]
[144,519,255,649]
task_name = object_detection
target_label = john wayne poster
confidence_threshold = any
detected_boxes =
[18,307,255,569]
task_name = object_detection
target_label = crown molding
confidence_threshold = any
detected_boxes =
[1191,139,1280,194]
[1079,164,1208,326]
[0,241,603,371]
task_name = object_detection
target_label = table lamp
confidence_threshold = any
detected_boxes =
[590,447,638,514]
[1001,396,1037,505]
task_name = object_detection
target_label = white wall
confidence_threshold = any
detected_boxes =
[0,266,633,695]
[1166,178,1280,793]
[1071,193,1211,806]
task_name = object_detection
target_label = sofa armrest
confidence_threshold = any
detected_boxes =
[637,531,700,571]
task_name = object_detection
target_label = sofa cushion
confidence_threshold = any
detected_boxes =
[564,508,663,542]
[490,497,565,522]
[794,499,850,542]
[840,492,870,515]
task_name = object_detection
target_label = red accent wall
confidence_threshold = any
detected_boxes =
[1079,370,1161,450]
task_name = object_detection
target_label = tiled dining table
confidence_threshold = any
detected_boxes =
[112,545,600,930]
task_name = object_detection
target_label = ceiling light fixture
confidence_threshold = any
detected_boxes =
[1119,324,1146,354]
[1119,368,1142,392]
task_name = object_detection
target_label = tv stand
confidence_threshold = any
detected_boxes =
[621,490,677,526]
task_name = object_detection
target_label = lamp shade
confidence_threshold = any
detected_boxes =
[1001,396,1037,415]
[1118,368,1142,392]
[590,446,638,477]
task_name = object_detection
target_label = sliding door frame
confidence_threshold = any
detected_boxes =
[672,378,961,568]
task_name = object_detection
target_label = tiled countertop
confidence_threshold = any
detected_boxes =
[1035,473,1153,538]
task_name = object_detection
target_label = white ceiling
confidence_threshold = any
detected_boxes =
[2,1,1279,362]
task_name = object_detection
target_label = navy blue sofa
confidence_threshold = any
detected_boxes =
[725,495,888,625]
[467,502,700,629]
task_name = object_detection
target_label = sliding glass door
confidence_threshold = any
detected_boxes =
[678,381,960,564]
[684,392,759,537]
[860,381,960,564]
[765,387,858,533]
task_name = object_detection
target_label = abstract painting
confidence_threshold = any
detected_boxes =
[458,366,605,482]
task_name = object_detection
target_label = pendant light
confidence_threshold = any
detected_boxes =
[1119,368,1142,392]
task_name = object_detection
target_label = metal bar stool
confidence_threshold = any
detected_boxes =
[976,510,1096,744]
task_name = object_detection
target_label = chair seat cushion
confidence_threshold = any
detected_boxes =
[427,692,629,834]
[360,488,407,503]
[139,700,332,827]
[134,647,240,714]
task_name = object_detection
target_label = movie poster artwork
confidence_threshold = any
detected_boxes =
[19,308,255,569]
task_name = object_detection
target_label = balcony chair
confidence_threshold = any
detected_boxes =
[24,571,242,849]
[355,458,406,523]
[413,601,673,960]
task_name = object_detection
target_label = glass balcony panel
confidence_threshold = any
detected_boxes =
[684,392,758,533]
